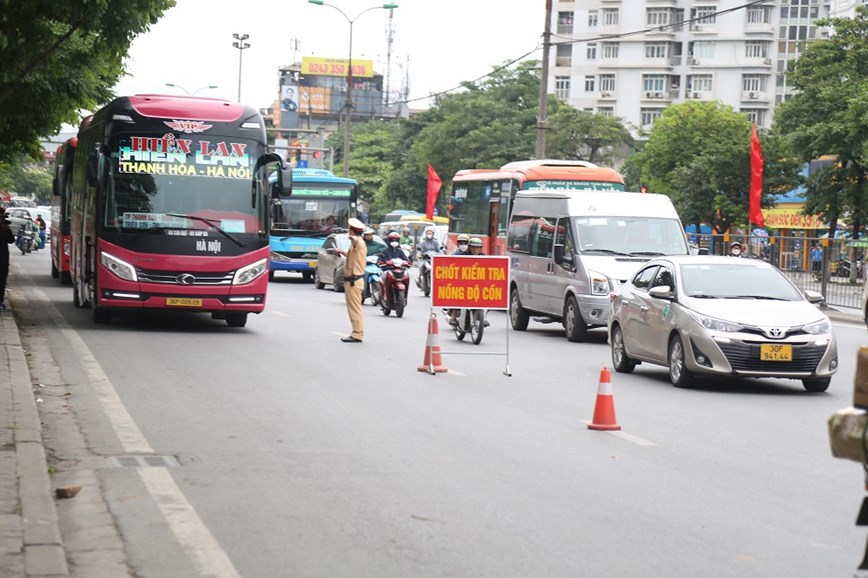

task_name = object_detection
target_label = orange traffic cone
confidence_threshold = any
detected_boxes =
[588,365,621,431]
[418,312,448,374]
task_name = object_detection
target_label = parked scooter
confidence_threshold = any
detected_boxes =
[363,255,382,306]
[415,251,437,297]
[379,257,410,317]
[444,308,487,344]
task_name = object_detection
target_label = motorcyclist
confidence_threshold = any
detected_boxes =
[417,227,440,255]
[453,234,470,255]
[16,217,38,252]
[449,237,486,326]
[378,231,410,267]
[362,228,385,302]
[399,227,413,248]
[728,241,743,257]
[468,237,485,256]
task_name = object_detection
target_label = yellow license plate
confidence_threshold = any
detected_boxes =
[760,344,792,361]
[166,297,202,307]
[309,261,317,268]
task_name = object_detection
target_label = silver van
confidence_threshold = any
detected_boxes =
[507,190,689,341]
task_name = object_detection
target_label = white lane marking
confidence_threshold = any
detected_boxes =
[581,421,657,446]
[139,468,241,578]
[447,369,465,376]
[23,283,238,573]
[272,310,291,317]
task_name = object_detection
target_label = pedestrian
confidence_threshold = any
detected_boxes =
[336,217,366,343]
[35,215,47,249]
[811,244,822,273]
[0,208,16,310]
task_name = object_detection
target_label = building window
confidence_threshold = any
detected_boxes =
[745,41,766,58]
[584,76,596,92]
[641,108,664,126]
[747,6,771,24]
[556,44,572,67]
[692,41,715,59]
[742,74,763,92]
[602,42,619,59]
[645,42,668,59]
[642,74,667,92]
[741,108,766,126]
[558,12,574,35]
[555,76,571,100]
[690,74,713,92]
[603,8,619,26]
[646,8,670,27]
[692,6,717,25]
[600,74,616,92]
[598,107,614,117]
[587,43,597,60]
[588,11,598,28]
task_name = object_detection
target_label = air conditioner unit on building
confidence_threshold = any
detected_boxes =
[693,92,701,99]
[763,57,772,65]
[688,57,698,65]
[655,92,664,98]
[749,92,758,99]
[601,92,612,98]
[690,24,703,31]
[645,91,654,98]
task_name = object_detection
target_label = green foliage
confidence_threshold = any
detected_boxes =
[772,5,868,238]
[546,107,634,165]
[628,101,799,232]
[0,0,175,162]
[0,159,53,204]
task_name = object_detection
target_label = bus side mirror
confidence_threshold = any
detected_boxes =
[86,146,102,188]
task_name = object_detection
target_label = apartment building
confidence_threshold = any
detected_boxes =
[547,0,833,135]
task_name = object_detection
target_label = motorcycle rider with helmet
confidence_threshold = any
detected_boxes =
[415,227,441,295]
[418,227,440,254]
[449,237,486,327]
[453,234,470,255]
[378,231,410,267]
[362,228,386,302]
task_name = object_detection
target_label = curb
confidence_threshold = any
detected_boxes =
[3,308,68,577]
[821,304,865,326]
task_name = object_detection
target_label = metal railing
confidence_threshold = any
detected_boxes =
[688,233,865,309]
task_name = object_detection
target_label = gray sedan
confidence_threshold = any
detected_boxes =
[608,255,838,391]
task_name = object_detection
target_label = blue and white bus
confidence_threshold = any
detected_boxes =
[269,168,357,281]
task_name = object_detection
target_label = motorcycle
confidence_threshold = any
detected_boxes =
[415,251,437,297]
[363,255,382,306]
[379,257,410,317]
[16,224,35,255]
[445,308,487,345]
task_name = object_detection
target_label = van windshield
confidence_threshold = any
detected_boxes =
[575,216,688,256]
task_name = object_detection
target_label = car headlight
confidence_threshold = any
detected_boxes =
[689,311,744,332]
[233,258,268,285]
[803,319,832,335]
[587,269,610,296]
[100,252,137,282]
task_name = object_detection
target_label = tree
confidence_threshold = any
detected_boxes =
[772,5,868,240]
[0,0,175,162]
[545,107,634,166]
[625,100,799,232]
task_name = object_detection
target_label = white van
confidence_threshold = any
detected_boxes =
[507,190,689,341]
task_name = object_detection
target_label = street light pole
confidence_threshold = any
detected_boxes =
[232,33,250,103]
[165,83,219,96]
[308,1,398,178]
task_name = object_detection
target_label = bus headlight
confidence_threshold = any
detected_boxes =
[233,258,268,285]
[100,252,137,282]
[587,270,610,296]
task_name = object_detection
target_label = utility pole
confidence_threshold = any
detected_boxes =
[535,0,552,160]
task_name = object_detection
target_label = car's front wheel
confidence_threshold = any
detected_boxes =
[610,324,635,373]
[668,334,694,388]
[802,377,831,392]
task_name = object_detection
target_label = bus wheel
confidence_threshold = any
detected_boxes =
[61,271,72,286]
[302,271,313,282]
[73,282,87,308]
[226,312,248,328]
[509,287,529,331]
[268,270,275,282]
[51,262,59,279]
[564,296,588,342]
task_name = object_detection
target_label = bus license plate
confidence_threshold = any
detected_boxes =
[309,261,317,268]
[760,344,792,361]
[166,297,202,307]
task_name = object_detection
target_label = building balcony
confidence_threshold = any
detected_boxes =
[641,91,672,101]
[742,90,769,101]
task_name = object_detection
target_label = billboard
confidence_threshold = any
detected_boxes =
[301,56,374,79]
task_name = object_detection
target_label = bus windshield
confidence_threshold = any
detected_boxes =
[105,133,264,234]
[272,183,353,232]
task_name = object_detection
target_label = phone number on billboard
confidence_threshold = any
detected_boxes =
[306,62,367,76]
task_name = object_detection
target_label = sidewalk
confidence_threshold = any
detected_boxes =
[0,304,68,578]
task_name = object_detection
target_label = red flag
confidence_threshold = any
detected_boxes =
[426,164,442,220]
[749,123,764,227]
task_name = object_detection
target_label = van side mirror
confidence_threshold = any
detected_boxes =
[553,244,564,264]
